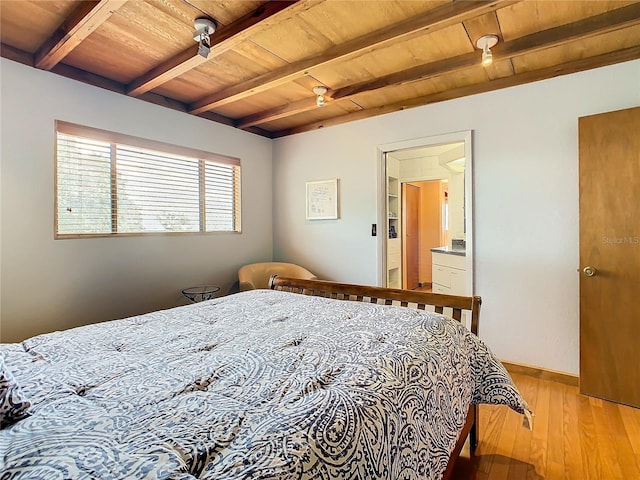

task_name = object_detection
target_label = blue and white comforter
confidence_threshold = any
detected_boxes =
[1,289,529,479]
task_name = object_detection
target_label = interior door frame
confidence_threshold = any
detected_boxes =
[376,131,474,293]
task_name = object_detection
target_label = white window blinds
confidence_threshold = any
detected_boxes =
[55,121,241,237]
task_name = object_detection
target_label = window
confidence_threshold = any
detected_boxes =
[55,121,241,237]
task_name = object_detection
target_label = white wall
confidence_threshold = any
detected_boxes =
[0,58,273,342]
[273,59,640,375]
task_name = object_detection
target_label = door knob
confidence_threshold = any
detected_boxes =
[583,266,597,277]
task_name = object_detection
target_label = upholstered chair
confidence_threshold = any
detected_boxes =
[238,262,317,291]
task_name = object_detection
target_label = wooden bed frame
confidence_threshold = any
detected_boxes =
[269,276,482,480]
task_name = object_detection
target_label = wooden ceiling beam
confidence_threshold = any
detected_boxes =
[127,45,207,97]
[272,45,640,138]
[34,0,127,70]
[236,97,321,129]
[498,1,640,57]
[1,43,34,67]
[127,1,313,97]
[239,3,640,129]
[189,0,520,115]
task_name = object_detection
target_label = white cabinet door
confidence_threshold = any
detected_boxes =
[432,265,450,288]
[449,268,466,296]
[433,284,450,294]
[432,252,466,295]
[432,252,466,270]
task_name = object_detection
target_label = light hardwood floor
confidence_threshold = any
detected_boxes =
[452,372,640,479]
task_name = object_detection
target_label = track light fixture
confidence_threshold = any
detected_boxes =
[312,86,328,107]
[193,18,216,58]
[476,34,498,66]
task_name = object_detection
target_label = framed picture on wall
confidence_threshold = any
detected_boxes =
[306,179,339,220]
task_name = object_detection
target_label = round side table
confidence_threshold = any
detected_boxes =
[182,285,220,303]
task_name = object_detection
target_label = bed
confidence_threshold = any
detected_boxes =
[1,277,530,479]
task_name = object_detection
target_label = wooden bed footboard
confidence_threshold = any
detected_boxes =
[269,275,481,476]
[268,276,481,335]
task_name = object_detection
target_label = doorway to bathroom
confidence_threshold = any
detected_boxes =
[377,131,473,296]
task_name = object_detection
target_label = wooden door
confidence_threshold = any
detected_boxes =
[403,184,420,290]
[415,180,444,285]
[579,106,640,408]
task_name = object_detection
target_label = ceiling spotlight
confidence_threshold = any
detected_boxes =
[476,34,498,66]
[193,18,216,58]
[312,86,328,107]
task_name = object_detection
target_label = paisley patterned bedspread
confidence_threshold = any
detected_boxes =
[1,289,529,479]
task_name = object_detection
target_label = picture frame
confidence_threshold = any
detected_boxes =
[306,179,339,220]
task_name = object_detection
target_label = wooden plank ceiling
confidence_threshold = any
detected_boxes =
[1,0,639,138]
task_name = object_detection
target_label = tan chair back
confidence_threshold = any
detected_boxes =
[238,262,316,291]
